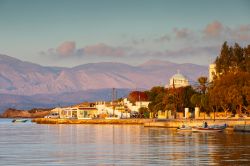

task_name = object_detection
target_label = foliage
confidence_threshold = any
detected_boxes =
[190,76,209,116]
[215,42,250,74]
[208,71,250,114]
[146,86,165,113]
[207,42,250,116]
[127,91,148,104]
[190,93,201,107]
[197,76,208,94]
[127,42,250,118]
[146,86,196,114]
[138,107,149,118]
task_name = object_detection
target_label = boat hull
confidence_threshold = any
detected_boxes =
[177,127,193,132]
[192,127,223,132]
[12,119,28,123]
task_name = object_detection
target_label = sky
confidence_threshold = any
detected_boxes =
[0,0,249,67]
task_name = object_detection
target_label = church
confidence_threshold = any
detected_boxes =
[166,71,189,88]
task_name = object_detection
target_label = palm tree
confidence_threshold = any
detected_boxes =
[198,77,208,94]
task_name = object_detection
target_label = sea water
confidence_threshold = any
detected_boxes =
[0,119,250,165]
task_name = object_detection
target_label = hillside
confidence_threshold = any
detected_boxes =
[0,54,208,112]
[0,54,208,95]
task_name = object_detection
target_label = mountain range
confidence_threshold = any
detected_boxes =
[0,54,208,112]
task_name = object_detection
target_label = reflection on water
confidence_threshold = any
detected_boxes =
[0,119,250,165]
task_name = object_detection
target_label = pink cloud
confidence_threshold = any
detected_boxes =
[239,24,250,32]
[203,21,223,37]
[234,24,250,41]
[56,41,76,56]
[202,21,250,42]
[84,43,125,56]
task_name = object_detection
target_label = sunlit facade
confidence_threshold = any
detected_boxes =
[167,71,189,88]
[209,64,216,82]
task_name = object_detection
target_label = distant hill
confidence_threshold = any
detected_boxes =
[0,54,208,95]
[0,89,131,113]
[0,54,208,112]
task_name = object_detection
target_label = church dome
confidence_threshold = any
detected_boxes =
[167,71,189,88]
[170,73,187,80]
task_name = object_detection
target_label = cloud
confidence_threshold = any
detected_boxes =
[130,38,146,45]
[154,34,171,43]
[203,21,223,37]
[173,28,193,39]
[40,41,84,58]
[84,43,126,56]
[139,46,219,59]
[161,27,196,42]
[41,42,130,58]
[231,24,250,41]
[40,20,250,62]
[56,41,76,56]
[165,46,220,58]
[203,21,250,42]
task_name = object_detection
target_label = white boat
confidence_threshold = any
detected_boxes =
[192,127,224,132]
[12,119,28,123]
[176,125,193,131]
[209,124,227,129]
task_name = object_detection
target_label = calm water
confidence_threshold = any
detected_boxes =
[0,119,250,165]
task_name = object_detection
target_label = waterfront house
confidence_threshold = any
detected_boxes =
[95,101,130,118]
[123,98,150,113]
[58,106,98,119]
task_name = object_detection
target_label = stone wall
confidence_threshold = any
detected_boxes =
[32,118,155,124]
[144,119,250,128]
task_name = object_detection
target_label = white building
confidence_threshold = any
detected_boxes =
[209,64,216,82]
[95,101,130,118]
[123,98,150,113]
[49,106,98,119]
[167,71,189,88]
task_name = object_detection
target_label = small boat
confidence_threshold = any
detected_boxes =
[177,124,193,131]
[209,123,227,129]
[12,119,28,123]
[192,127,224,132]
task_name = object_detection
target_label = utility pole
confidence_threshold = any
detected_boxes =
[173,78,177,119]
[112,88,115,117]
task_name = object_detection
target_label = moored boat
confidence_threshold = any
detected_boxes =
[12,119,28,123]
[209,123,227,129]
[192,127,224,132]
[177,124,193,131]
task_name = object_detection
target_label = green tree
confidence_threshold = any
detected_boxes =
[138,107,149,118]
[215,41,232,74]
[198,76,208,94]
[208,71,250,115]
[190,93,201,107]
[215,42,250,74]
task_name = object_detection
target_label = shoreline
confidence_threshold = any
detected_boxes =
[32,118,156,124]
[32,118,250,128]
[144,119,250,128]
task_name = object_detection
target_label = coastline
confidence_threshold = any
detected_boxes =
[32,118,156,124]
[144,119,250,128]
[32,118,250,128]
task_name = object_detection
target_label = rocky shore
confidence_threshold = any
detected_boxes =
[0,108,51,118]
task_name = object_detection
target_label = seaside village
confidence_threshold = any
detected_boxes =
[46,63,237,121]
